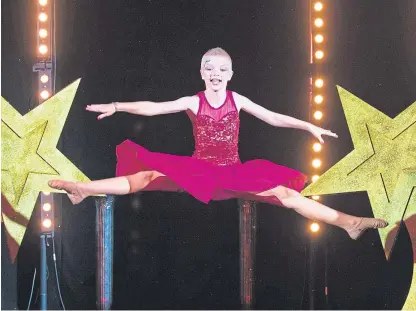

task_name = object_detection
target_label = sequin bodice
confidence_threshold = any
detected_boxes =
[188,91,240,166]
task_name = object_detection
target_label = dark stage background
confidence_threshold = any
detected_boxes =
[2,0,415,309]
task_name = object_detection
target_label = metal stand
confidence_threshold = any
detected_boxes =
[308,237,317,310]
[95,196,115,310]
[40,234,48,310]
[239,200,257,309]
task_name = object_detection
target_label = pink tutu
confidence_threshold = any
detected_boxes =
[115,90,307,206]
[116,140,307,206]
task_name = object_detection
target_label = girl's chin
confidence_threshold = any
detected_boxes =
[207,84,225,91]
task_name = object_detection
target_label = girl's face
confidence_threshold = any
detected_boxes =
[200,55,233,92]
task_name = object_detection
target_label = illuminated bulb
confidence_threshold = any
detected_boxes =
[39,44,48,54]
[40,90,50,99]
[42,203,52,212]
[42,218,52,228]
[312,195,320,200]
[314,18,323,27]
[314,111,323,120]
[40,74,49,83]
[312,158,322,168]
[315,50,324,59]
[310,222,320,233]
[312,175,320,183]
[313,142,322,152]
[315,78,324,88]
[314,2,323,11]
[314,95,323,104]
[39,13,48,22]
[314,34,324,43]
[39,29,48,38]
[39,0,48,5]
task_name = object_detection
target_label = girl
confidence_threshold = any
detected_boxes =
[49,47,387,240]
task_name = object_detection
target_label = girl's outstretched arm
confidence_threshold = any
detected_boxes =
[234,92,338,143]
[86,96,198,120]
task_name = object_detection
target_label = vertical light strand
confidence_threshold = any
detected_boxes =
[35,1,56,309]
[35,0,55,231]
[309,1,327,197]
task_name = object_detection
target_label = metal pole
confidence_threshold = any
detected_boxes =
[239,200,257,309]
[309,237,317,310]
[95,196,115,310]
[40,234,47,310]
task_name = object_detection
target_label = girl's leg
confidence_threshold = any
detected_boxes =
[255,185,388,240]
[48,170,165,204]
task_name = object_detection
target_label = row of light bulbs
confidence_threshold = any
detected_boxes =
[38,0,49,55]
[311,1,326,201]
[313,1,325,60]
[38,0,54,232]
[42,192,53,230]
[37,0,51,100]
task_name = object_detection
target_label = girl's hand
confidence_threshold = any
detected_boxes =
[86,103,117,120]
[309,124,338,143]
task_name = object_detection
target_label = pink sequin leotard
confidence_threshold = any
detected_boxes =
[116,91,307,205]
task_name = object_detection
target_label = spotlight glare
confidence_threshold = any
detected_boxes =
[314,110,323,120]
[40,90,50,99]
[315,34,324,43]
[310,222,320,233]
[39,13,48,22]
[42,218,52,229]
[313,142,322,152]
[315,78,324,88]
[314,94,324,104]
[314,2,323,11]
[315,50,324,59]
[39,29,48,38]
[314,18,323,27]
[312,175,320,183]
[42,203,52,212]
[39,0,48,5]
[312,158,322,168]
[312,195,320,200]
[39,44,48,55]
[40,74,49,83]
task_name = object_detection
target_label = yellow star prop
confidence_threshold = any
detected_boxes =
[1,79,91,261]
[301,86,416,310]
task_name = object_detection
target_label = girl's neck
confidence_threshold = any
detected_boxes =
[204,89,227,105]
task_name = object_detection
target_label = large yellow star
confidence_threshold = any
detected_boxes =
[302,86,416,310]
[1,79,91,261]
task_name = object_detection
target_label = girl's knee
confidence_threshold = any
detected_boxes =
[126,171,156,193]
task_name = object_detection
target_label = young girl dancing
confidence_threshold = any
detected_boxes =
[49,48,387,240]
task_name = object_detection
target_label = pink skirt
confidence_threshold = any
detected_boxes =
[116,140,308,206]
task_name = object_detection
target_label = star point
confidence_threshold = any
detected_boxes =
[1,79,92,261]
[302,87,416,258]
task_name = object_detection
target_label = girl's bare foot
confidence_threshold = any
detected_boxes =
[346,217,388,240]
[48,180,87,204]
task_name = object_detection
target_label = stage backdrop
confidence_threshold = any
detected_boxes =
[2,0,415,309]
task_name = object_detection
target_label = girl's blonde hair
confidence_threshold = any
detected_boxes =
[201,47,232,69]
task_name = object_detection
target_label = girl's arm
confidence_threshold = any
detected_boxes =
[86,96,198,119]
[234,92,337,143]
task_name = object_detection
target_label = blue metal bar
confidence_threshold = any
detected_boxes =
[40,234,47,310]
[95,195,115,310]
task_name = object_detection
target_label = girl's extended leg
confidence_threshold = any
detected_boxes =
[255,185,388,240]
[48,170,165,204]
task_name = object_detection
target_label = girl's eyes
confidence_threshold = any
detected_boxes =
[205,67,228,72]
